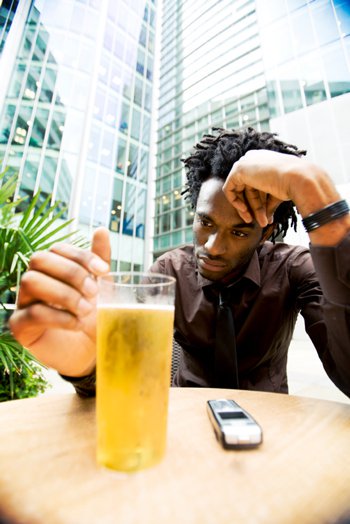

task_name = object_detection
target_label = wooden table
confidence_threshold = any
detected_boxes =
[0,388,350,524]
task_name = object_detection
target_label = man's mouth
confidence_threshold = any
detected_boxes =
[198,256,227,272]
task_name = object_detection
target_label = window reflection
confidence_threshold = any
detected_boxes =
[94,88,106,121]
[22,153,40,197]
[33,30,48,61]
[24,66,41,101]
[334,0,350,37]
[136,48,146,75]
[70,4,85,34]
[311,1,339,46]
[142,114,150,145]
[134,77,143,106]
[291,8,316,56]
[47,111,65,151]
[88,126,101,162]
[8,64,26,98]
[161,213,171,233]
[144,84,152,111]
[100,130,114,168]
[147,55,153,80]
[256,0,287,25]
[114,34,125,60]
[56,158,72,216]
[300,54,327,106]
[323,41,350,97]
[161,193,171,213]
[62,111,83,152]
[131,108,141,140]
[0,0,156,268]
[119,102,129,133]
[0,0,20,55]
[266,77,280,117]
[12,105,32,145]
[279,60,303,113]
[19,28,35,59]
[139,25,147,47]
[127,143,138,178]
[79,43,94,74]
[123,182,136,236]
[39,67,56,103]
[0,104,15,143]
[115,138,126,174]
[41,156,58,196]
[173,209,182,229]
[109,178,123,233]
[104,21,114,50]
[123,70,133,99]
[79,167,96,225]
[139,149,148,182]
[149,7,155,28]
[185,208,195,226]
[260,18,293,69]
[71,77,89,110]
[136,187,146,238]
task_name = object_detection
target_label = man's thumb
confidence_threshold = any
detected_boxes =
[91,227,111,266]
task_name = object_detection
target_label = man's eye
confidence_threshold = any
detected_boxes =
[232,230,247,238]
[199,219,212,227]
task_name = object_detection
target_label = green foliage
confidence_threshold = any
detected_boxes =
[0,167,87,401]
[0,332,50,401]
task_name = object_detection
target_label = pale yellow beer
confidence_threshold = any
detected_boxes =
[96,303,175,472]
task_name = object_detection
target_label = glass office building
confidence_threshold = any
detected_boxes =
[0,0,158,271]
[155,0,268,256]
[155,0,350,257]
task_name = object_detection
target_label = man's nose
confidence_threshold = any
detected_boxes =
[204,232,227,256]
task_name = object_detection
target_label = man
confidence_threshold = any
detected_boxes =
[9,127,350,397]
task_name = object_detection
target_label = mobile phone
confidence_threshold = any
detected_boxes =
[207,399,263,449]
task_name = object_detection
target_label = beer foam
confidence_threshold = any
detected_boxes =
[97,303,174,311]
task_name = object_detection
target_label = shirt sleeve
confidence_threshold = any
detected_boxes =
[310,234,350,305]
[304,234,350,397]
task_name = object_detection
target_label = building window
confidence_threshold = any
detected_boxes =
[109,178,123,233]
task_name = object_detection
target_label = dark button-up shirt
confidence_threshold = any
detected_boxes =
[151,236,350,396]
[63,235,350,398]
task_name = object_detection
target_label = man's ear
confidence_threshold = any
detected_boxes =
[260,224,276,244]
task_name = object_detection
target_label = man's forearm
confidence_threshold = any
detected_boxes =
[288,165,350,247]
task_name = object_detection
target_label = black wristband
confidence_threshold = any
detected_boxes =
[302,200,349,233]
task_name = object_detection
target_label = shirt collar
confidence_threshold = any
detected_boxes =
[195,249,261,289]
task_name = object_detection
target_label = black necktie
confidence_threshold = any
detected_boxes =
[214,287,239,389]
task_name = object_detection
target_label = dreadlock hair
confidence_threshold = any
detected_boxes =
[182,127,306,242]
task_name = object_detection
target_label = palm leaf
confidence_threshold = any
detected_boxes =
[22,194,54,232]
[0,166,87,399]
[0,168,15,204]
[25,210,71,244]
[30,219,74,247]
[18,191,41,229]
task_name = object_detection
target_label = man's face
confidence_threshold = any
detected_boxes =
[193,178,266,282]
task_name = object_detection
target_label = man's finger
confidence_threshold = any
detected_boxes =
[266,196,284,224]
[28,251,98,298]
[18,270,94,316]
[9,303,82,348]
[244,188,269,228]
[91,227,111,265]
[50,240,109,276]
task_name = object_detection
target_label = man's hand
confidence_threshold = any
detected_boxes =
[222,150,303,227]
[9,227,110,377]
[223,149,350,245]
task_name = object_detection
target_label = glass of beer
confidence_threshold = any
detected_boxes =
[96,272,176,472]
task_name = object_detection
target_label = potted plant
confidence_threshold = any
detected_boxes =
[0,167,86,401]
